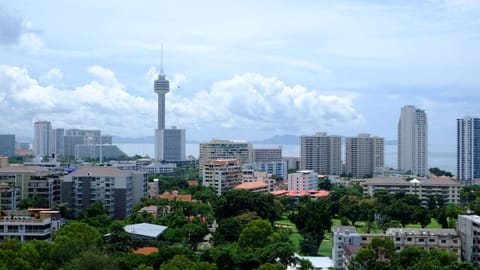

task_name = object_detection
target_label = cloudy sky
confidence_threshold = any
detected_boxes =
[1,1,479,145]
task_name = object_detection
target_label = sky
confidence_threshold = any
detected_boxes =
[0,0,479,145]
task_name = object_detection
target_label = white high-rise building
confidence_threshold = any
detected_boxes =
[397,105,428,176]
[33,121,53,157]
[153,51,185,162]
[300,132,342,175]
[457,117,480,185]
[52,128,64,158]
[202,159,242,196]
[345,134,384,178]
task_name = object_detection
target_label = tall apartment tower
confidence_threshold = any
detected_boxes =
[153,51,185,162]
[199,140,251,177]
[345,134,384,178]
[300,132,342,175]
[457,117,480,185]
[397,105,428,176]
[33,121,53,157]
[52,128,64,157]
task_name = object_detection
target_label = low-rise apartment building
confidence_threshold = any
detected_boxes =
[362,177,461,205]
[0,209,63,242]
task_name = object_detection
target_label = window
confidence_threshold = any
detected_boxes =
[429,239,435,242]
[419,238,425,242]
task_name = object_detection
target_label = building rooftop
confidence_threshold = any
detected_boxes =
[132,246,159,255]
[459,215,480,223]
[68,166,130,177]
[234,181,268,190]
[0,165,46,174]
[343,245,361,257]
[362,177,461,187]
[123,223,168,239]
[385,228,458,236]
[333,226,357,233]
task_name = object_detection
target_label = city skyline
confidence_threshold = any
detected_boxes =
[1,1,479,146]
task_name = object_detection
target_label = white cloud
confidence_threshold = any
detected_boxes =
[0,65,364,139]
[39,68,63,84]
[166,73,365,134]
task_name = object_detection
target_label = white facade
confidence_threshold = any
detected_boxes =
[398,105,428,176]
[287,170,318,191]
[301,132,342,175]
[202,159,242,195]
[33,121,53,157]
[199,140,251,177]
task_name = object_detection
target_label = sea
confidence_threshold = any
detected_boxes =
[117,143,457,174]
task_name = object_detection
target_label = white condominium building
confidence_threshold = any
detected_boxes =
[397,105,428,176]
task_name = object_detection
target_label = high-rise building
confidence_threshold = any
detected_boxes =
[345,134,384,178]
[458,215,480,265]
[199,139,251,177]
[457,117,480,185]
[52,128,64,157]
[397,105,428,176]
[157,127,186,162]
[202,159,242,195]
[153,52,185,162]
[33,121,53,157]
[301,132,342,175]
[0,134,15,157]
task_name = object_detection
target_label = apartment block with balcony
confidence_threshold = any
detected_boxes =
[458,215,480,265]
[0,209,63,242]
[61,166,137,218]
[202,159,242,196]
[362,177,461,205]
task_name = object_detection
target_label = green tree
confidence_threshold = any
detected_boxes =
[238,219,274,249]
[257,263,284,270]
[339,195,362,226]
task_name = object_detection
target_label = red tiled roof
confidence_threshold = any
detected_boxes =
[132,247,159,255]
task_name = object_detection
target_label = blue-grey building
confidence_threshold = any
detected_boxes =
[0,134,15,157]
[457,117,480,185]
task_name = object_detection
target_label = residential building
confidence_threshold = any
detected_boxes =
[33,121,53,157]
[338,228,461,269]
[284,157,300,170]
[0,165,63,208]
[398,105,428,176]
[301,132,342,175]
[332,226,361,270]
[0,209,63,242]
[457,117,480,186]
[241,169,275,191]
[345,134,384,178]
[52,128,64,157]
[202,159,242,196]
[63,135,85,159]
[458,215,480,265]
[199,139,251,177]
[288,170,318,191]
[0,134,15,157]
[362,177,461,205]
[251,147,282,162]
[250,161,288,180]
[61,166,138,218]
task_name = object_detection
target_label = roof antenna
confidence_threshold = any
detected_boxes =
[160,43,164,75]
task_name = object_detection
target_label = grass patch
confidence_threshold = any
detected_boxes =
[318,232,332,257]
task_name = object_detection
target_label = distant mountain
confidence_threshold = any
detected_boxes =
[251,135,300,144]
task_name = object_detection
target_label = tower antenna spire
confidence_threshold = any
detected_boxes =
[160,43,164,75]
